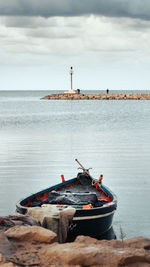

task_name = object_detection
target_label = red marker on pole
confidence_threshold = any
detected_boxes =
[61,174,65,182]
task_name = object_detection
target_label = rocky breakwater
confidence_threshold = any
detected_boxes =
[1,216,150,266]
[41,93,150,100]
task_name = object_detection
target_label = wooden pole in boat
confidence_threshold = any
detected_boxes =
[75,159,108,196]
[75,159,95,181]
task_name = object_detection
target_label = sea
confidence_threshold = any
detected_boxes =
[0,89,150,240]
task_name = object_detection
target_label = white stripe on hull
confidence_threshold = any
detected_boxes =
[73,210,115,221]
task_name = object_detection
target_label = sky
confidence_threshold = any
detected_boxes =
[0,0,150,90]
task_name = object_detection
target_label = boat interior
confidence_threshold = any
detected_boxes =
[22,173,113,209]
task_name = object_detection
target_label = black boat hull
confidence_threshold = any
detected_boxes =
[16,177,117,238]
[68,210,115,238]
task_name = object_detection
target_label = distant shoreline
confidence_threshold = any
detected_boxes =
[41,93,150,100]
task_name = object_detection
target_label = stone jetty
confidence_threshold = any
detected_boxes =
[1,215,150,266]
[41,93,150,100]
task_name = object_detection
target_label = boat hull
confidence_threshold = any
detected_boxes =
[16,177,117,238]
[68,210,115,238]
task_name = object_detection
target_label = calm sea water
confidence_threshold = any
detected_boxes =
[0,90,150,240]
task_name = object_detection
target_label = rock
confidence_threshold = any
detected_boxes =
[2,223,150,266]
[5,226,57,243]
[0,263,16,267]
[41,92,150,101]
[124,237,150,250]
[75,235,98,245]
[0,232,16,257]
[0,253,16,267]
[38,236,150,267]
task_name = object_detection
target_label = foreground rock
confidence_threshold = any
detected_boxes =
[0,232,16,257]
[0,253,16,267]
[1,225,150,266]
[5,225,57,243]
[41,93,150,100]
[39,236,150,267]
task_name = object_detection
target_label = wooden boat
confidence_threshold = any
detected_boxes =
[16,160,117,239]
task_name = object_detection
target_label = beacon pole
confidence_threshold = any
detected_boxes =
[70,66,73,90]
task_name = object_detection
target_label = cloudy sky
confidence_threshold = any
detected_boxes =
[0,0,150,90]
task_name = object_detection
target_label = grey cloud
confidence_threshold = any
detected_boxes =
[0,0,150,20]
[26,28,78,39]
[2,16,57,28]
[1,16,86,30]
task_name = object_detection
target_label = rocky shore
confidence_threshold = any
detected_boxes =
[41,93,150,100]
[1,215,150,266]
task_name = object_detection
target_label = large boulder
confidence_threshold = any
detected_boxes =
[38,236,150,267]
[5,226,57,244]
